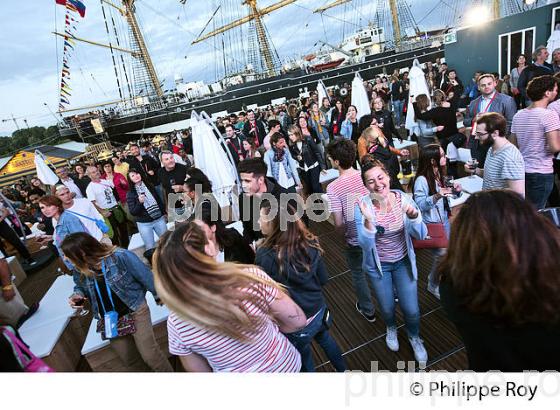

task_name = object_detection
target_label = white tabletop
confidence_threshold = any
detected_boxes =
[81,292,169,355]
[394,139,418,150]
[320,168,339,184]
[454,175,483,194]
[19,275,76,358]
[449,192,471,208]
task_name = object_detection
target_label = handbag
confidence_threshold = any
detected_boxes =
[93,261,136,340]
[66,210,110,234]
[412,206,448,249]
[95,313,137,341]
[0,326,54,372]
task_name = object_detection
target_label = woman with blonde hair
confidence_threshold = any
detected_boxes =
[153,221,305,372]
[358,126,408,190]
[61,232,172,372]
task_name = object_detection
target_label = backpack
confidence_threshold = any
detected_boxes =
[0,326,54,372]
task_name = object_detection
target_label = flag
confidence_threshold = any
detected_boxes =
[56,0,86,18]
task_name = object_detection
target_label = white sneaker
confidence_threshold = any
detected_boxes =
[409,337,428,363]
[385,327,399,351]
[427,283,440,299]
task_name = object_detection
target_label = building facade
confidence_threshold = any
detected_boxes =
[445,2,560,82]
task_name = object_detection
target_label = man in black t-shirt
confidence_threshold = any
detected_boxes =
[158,151,188,214]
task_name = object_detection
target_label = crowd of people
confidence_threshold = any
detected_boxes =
[2,49,560,372]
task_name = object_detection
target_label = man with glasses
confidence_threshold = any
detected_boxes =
[464,112,524,197]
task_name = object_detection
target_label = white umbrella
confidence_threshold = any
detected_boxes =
[547,26,560,64]
[34,150,59,186]
[351,72,371,120]
[405,59,432,132]
[190,111,239,214]
[317,80,328,105]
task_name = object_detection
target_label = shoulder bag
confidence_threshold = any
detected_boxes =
[412,206,448,249]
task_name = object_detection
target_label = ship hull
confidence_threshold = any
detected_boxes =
[59,45,444,143]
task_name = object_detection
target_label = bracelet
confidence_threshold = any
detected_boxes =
[2,284,13,291]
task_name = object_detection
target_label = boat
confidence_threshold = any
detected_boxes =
[52,0,523,144]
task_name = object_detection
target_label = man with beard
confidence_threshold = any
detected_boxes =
[464,112,524,197]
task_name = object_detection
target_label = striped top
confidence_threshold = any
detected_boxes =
[375,194,407,263]
[167,267,301,373]
[482,142,525,190]
[326,170,369,246]
[511,107,560,174]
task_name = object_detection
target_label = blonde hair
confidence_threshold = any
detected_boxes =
[153,222,283,342]
[60,232,118,277]
[287,125,303,142]
[361,125,385,145]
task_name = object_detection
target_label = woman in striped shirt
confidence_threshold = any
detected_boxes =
[153,221,305,372]
[355,158,429,363]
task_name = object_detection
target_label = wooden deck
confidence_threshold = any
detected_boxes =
[307,220,467,372]
[16,220,467,372]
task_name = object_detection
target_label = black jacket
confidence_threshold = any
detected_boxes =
[74,175,91,197]
[255,245,328,318]
[226,136,244,166]
[126,183,165,223]
[242,119,267,146]
[518,62,554,100]
[373,110,400,143]
[289,137,325,171]
[238,177,287,244]
[222,228,255,264]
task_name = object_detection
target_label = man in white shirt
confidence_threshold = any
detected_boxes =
[85,166,128,247]
[56,167,84,199]
[55,185,105,242]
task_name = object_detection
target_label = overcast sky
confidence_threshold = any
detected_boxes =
[0,0,450,136]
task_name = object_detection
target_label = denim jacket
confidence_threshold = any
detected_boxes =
[308,114,330,142]
[54,211,89,269]
[72,248,156,318]
[354,190,427,279]
[340,119,355,140]
[412,176,451,237]
[263,148,301,186]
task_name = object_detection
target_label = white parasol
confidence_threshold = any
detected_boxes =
[190,111,240,215]
[317,80,328,105]
[351,72,371,120]
[34,150,59,186]
[405,59,432,132]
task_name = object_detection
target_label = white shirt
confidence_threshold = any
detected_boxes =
[86,179,117,209]
[61,177,84,199]
[52,199,105,241]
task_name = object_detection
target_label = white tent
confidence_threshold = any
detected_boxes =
[351,72,371,120]
[190,111,239,215]
[317,80,328,105]
[405,59,432,132]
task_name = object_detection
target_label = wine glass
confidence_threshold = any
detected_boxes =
[71,297,90,317]
[467,159,479,178]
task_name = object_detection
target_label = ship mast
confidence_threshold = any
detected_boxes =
[121,0,163,98]
[493,0,501,19]
[388,0,401,48]
[192,0,297,77]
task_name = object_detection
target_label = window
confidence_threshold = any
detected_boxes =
[498,27,536,78]
[552,6,560,36]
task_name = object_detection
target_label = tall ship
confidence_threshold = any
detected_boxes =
[53,0,534,143]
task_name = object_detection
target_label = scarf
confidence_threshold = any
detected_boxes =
[273,146,286,162]
[311,112,324,135]
[135,182,161,220]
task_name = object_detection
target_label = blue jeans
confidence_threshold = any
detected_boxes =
[367,256,420,338]
[137,216,167,250]
[525,173,554,210]
[392,100,404,125]
[286,305,346,372]
[154,184,164,204]
[345,245,375,316]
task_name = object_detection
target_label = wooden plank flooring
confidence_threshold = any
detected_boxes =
[308,220,467,372]
[17,220,468,372]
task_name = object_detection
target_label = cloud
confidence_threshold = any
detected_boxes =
[0,0,444,135]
